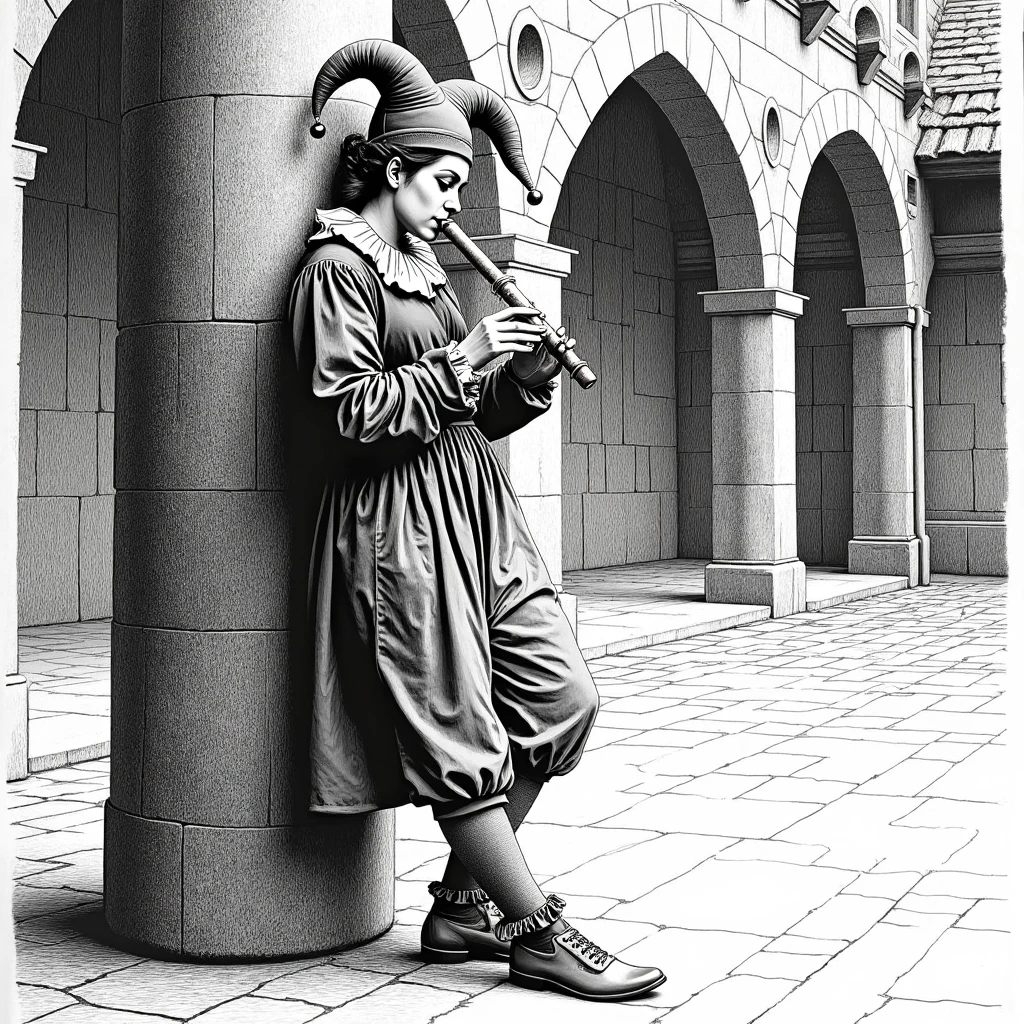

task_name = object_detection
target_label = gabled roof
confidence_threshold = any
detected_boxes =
[916,0,1000,165]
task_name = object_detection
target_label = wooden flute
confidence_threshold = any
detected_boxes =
[441,219,597,390]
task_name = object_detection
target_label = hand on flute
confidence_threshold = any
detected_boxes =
[508,324,578,388]
[456,306,545,370]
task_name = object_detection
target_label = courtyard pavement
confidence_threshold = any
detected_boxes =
[8,573,1009,1022]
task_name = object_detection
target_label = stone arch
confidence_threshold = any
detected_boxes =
[528,3,770,289]
[13,0,65,106]
[782,91,914,306]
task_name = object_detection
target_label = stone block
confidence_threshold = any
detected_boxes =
[37,411,97,496]
[693,452,714,510]
[87,118,119,214]
[713,484,798,562]
[214,97,362,321]
[853,406,913,493]
[813,345,852,406]
[634,311,675,399]
[820,451,852,510]
[5,679,28,782]
[795,345,813,406]
[600,322,623,445]
[822,506,853,566]
[588,444,606,492]
[114,489,291,630]
[105,803,183,955]
[852,326,912,408]
[19,411,36,496]
[974,450,1006,512]
[98,0,121,123]
[965,273,1004,346]
[599,179,617,241]
[626,393,675,447]
[621,266,634,327]
[713,392,796,486]
[616,187,633,247]
[660,491,678,559]
[925,450,973,512]
[923,346,939,405]
[21,312,67,410]
[974,401,1005,450]
[848,539,920,585]
[940,345,1002,406]
[256,322,295,491]
[160,0,387,101]
[583,492,628,568]
[98,413,114,495]
[925,404,974,451]
[121,98,215,326]
[99,320,116,411]
[562,493,583,571]
[109,622,142,812]
[680,505,712,559]
[67,317,100,412]
[635,275,659,312]
[116,323,257,490]
[80,494,113,619]
[796,405,812,451]
[606,445,635,493]
[711,312,795,395]
[928,525,968,575]
[181,813,394,959]
[797,509,822,565]
[122,0,162,112]
[18,100,87,206]
[22,197,68,315]
[570,345,602,443]
[138,629,287,826]
[592,242,623,324]
[691,350,712,407]
[626,492,662,562]
[925,276,966,345]
[797,451,821,509]
[632,445,650,493]
[634,224,674,277]
[705,560,806,618]
[853,491,915,537]
[18,496,79,626]
[967,526,1007,576]
[563,443,588,494]
[650,446,676,491]
[568,174,599,240]
[35,0,99,117]
[677,349,693,407]
[68,206,117,318]
[678,405,712,453]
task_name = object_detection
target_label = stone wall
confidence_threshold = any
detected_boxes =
[553,81,680,571]
[793,157,863,567]
[923,178,1005,575]
[17,0,119,626]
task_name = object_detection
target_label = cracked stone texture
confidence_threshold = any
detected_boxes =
[8,574,1006,1020]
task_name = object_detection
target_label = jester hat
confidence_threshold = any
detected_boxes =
[309,38,542,205]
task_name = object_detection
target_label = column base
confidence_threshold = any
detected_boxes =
[104,801,395,960]
[848,538,920,586]
[5,674,28,782]
[705,561,807,618]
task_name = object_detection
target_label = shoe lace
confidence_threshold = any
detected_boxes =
[562,927,612,967]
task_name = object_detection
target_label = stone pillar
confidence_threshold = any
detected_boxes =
[105,1,394,959]
[701,288,807,618]
[433,232,576,627]
[4,141,45,783]
[845,305,927,584]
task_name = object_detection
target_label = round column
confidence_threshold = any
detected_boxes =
[105,0,395,958]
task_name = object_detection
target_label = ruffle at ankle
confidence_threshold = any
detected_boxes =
[493,894,567,943]
[427,881,492,906]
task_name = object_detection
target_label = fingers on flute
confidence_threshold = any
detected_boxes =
[493,306,540,320]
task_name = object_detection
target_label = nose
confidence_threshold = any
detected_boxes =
[444,193,462,215]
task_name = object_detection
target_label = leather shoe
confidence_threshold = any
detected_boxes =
[510,924,666,1001]
[420,902,511,964]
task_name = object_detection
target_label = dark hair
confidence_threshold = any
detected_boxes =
[333,133,445,211]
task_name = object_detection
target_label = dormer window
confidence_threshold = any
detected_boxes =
[854,6,886,85]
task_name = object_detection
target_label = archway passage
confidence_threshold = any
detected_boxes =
[794,155,864,567]
[552,79,715,570]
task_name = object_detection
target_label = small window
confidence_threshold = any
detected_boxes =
[906,172,918,209]
[897,0,917,34]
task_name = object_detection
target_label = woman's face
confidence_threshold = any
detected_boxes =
[391,154,472,242]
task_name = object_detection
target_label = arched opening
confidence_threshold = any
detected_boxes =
[15,0,120,769]
[793,155,864,567]
[552,79,716,570]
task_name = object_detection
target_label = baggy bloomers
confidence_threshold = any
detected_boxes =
[288,209,600,820]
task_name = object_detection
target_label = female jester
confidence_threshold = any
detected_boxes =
[289,39,665,1002]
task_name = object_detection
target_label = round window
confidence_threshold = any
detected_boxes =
[508,10,551,101]
[763,100,783,167]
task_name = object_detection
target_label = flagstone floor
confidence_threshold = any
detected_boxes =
[8,573,1008,1023]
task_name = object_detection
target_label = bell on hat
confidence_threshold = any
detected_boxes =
[309,38,542,206]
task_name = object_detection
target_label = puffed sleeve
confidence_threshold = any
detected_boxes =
[289,256,478,459]
[472,362,558,442]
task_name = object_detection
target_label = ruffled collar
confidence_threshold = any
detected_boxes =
[308,206,448,299]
